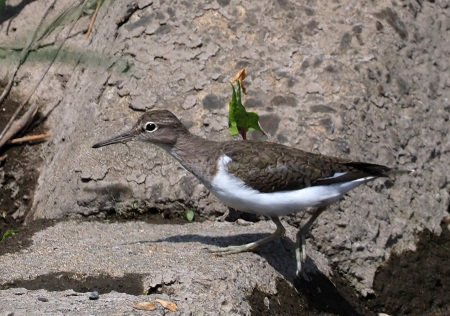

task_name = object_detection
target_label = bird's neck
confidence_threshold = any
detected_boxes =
[165,132,221,187]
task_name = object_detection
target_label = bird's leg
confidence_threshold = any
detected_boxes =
[210,216,286,255]
[295,207,326,276]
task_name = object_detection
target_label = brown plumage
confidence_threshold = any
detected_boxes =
[221,141,393,193]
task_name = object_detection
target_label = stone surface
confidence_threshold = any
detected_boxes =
[0,220,321,315]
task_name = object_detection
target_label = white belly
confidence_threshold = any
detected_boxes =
[210,156,372,217]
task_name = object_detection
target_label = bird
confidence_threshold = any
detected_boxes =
[92,109,411,275]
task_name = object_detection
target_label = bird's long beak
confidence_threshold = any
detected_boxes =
[92,130,136,148]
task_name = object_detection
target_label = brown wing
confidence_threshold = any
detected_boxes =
[222,141,391,193]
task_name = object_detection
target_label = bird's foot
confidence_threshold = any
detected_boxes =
[210,217,285,256]
[216,209,230,222]
[209,242,256,255]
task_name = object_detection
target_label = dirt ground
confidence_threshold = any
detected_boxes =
[0,96,43,241]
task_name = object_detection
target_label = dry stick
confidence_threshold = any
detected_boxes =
[0,0,89,150]
[0,68,19,106]
[9,133,51,144]
[0,0,57,105]
[86,0,103,39]
[0,103,38,149]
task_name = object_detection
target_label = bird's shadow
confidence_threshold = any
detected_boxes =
[125,230,364,315]
[125,232,297,278]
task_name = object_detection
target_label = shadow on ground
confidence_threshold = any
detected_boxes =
[0,272,144,295]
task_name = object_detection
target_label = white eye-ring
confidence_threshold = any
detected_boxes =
[144,122,157,132]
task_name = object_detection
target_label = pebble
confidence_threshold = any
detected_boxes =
[37,297,48,302]
[89,291,99,300]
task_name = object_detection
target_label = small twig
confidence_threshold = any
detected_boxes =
[0,154,7,163]
[9,133,51,145]
[0,67,19,106]
[0,103,38,149]
[86,0,103,39]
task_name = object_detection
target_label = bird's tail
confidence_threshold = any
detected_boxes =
[346,162,415,177]
[385,168,415,176]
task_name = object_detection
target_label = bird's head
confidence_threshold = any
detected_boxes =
[92,110,188,149]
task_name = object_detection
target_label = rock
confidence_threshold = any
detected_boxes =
[89,291,100,300]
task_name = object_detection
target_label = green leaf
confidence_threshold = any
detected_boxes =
[186,210,195,222]
[1,229,19,244]
[228,81,265,139]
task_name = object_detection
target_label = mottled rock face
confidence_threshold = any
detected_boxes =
[1,0,447,303]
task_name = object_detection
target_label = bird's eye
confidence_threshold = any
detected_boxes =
[145,122,157,132]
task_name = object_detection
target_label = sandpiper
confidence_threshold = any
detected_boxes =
[93,109,410,275]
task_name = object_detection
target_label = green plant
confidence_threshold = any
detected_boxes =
[1,229,19,243]
[186,210,195,222]
[228,72,265,140]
